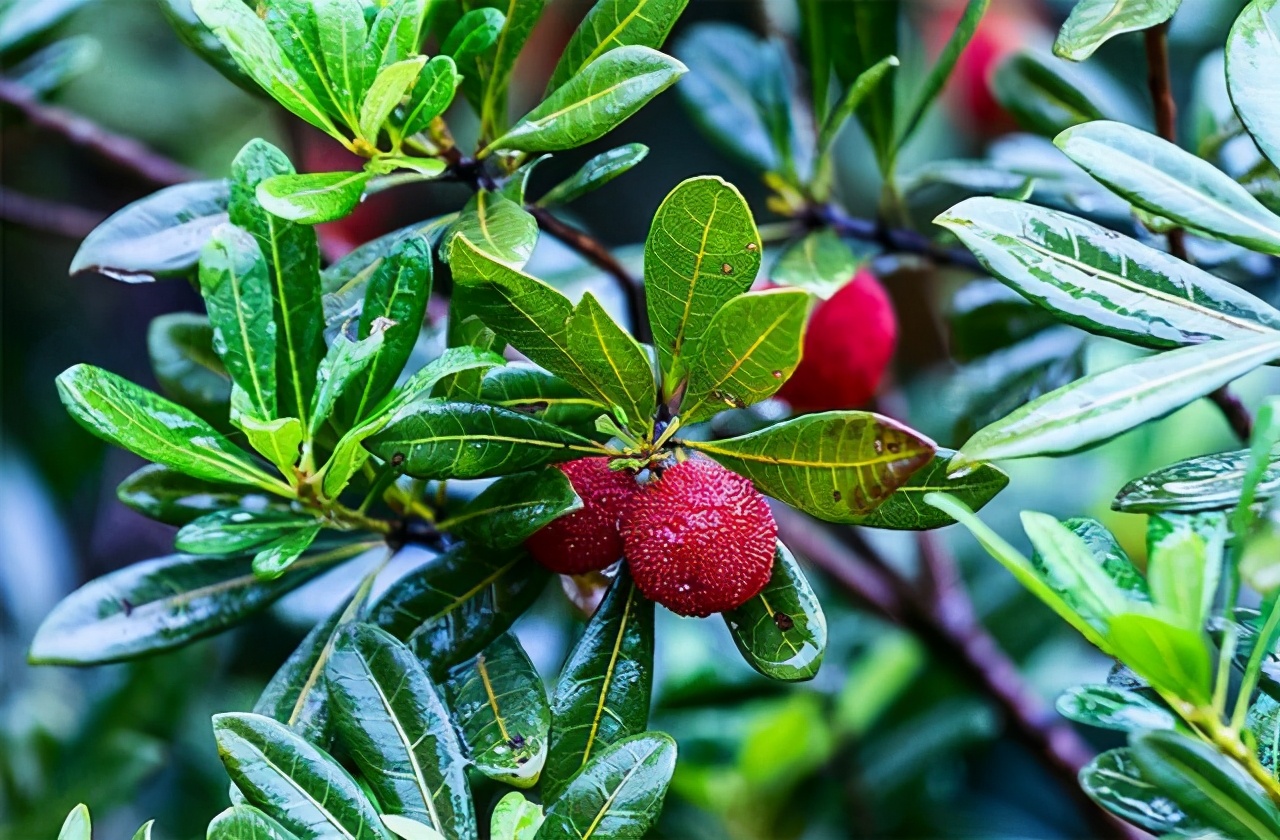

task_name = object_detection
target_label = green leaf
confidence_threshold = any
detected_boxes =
[326,624,476,836]
[175,509,319,555]
[536,733,676,839]
[1249,693,1280,774]
[440,468,581,548]
[369,543,550,677]
[1146,513,1224,636]
[991,51,1110,138]
[192,0,342,136]
[259,0,342,121]
[723,541,826,682]
[315,0,372,124]
[822,0,899,169]
[537,143,649,207]
[543,572,654,801]
[70,180,229,281]
[253,524,323,579]
[1035,516,1150,602]
[1055,0,1181,61]
[491,792,544,840]
[257,171,372,225]
[58,804,90,840]
[850,450,1009,530]
[897,1,986,146]
[680,288,809,424]
[213,712,392,840]
[488,45,685,153]
[200,223,278,420]
[566,292,656,431]
[1080,748,1204,835]
[28,545,366,664]
[310,332,385,436]
[148,312,231,425]
[1114,448,1280,514]
[1022,511,1133,626]
[0,0,94,52]
[444,632,551,788]
[952,335,1280,469]
[770,230,860,300]
[687,412,936,522]
[1056,685,1177,733]
[444,7,505,112]
[1228,0,1280,171]
[1057,120,1280,254]
[240,415,304,473]
[479,365,606,431]
[644,176,761,384]
[1131,729,1280,840]
[935,197,1280,351]
[381,816,446,840]
[479,0,547,140]
[360,56,426,141]
[1107,614,1212,704]
[400,55,462,136]
[818,56,898,160]
[548,0,687,93]
[207,806,301,840]
[229,139,327,425]
[367,0,427,69]
[448,190,539,269]
[117,463,279,526]
[56,364,283,492]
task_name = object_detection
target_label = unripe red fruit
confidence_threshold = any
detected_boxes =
[620,458,777,617]
[525,458,638,575]
[776,269,897,413]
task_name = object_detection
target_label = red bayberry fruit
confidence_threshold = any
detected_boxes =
[526,458,637,575]
[620,457,777,617]
[776,268,897,412]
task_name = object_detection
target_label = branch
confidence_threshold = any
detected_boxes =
[0,78,199,187]
[813,202,986,273]
[772,506,1147,840]
[0,187,104,238]
[1143,25,1254,443]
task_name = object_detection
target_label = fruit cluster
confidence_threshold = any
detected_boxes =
[526,455,778,617]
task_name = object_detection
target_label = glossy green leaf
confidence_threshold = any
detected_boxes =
[1114,448,1280,514]
[315,0,372,123]
[257,171,371,225]
[479,365,606,431]
[367,0,426,69]
[491,792,544,840]
[175,509,318,555]
[200,223,278,420]
[1080,748,1204,835]
[443,632,551,788]
[214,712,392,840]
[401,55,462,136]
[850,450,1008,530]
[1131,729,1280,840]
[1057,120,1280,254]
[360,56,425,141]
[29,544,366,664]
[549,0,686,93]
[207,805,301,840]
[253,524,323,579]
[479,0,547,139]
[259,0,341,120]
[537,733,676,839]
[322,221,443,338]
[56,364,283,492]
[147,312,231,424]
[537,143,649,207]
[381,816,445,840]
[687,412,936,522]
[240,415,304,473]
[723,541,826,682]
[70,180,229,281]
[644,176,761,383]
[681,288,809,424]
[991,51,1110,138]
[952,335,1280,469]
[566,292,656,431]
[435,310,501,400]
[326,624,475,836]
[1035,516,1150,602]
[771,229,859,301]
[1054,0,1181,61]
[310,332,385,436]
[1228,0,1280,170]
[821,0,899,168]
[818,55,899,159]
[441,468,581,548]
[947,279,1062,361]
[544,573,654,801]
[117,463,280,526]
[1023,511,1132,626]
[1056,684,1177,733]
[1147,512,1224,632]
[936,197,1280,351]
[1249,693,1280,774]
[369,543,550,677]
[488,45,685,153]
[1107,613,1212,704]
[448,191,539,269]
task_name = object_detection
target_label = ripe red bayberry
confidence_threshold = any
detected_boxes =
[620,457,777,617]
[526,458,638,575]
[777,268,897,412]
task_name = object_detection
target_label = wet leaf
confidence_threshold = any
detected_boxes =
[116,464,280,526]
[479,365,606,432]
[479,0,546,140]
[257,171,372,225]
[491,792,543,840]
[723,541,825,682]
[566,292,656,431]
[309,332,385,436]
[1056,685,1177,733]
[537,733,676,838]
[448,191,539,269]
[401,55,462,135]
[1114,448,1280,514]
[851,450,1008,530]
[253,524,323,579]
[1080,748,1203,835]
[175,509,319,555]
[360,56,425,141]
[537,144,649,207]
[1226,0,1280,170]
[441,467,581,548]
[207,805,300,840]
[771,229,859,300]
[548,0,687,93]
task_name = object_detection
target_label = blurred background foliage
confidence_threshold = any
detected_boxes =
[2,0,1275,837]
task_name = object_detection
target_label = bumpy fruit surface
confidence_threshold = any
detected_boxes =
[621,457,777,617]
[777,268,897,412]
[526,458,637,575]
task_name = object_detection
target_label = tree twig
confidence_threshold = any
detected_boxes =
[0,186,104,238]
[0,78,199,187]
[1143,24,1253,443]
[813,202,986,273]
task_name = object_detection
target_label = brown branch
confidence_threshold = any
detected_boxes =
[0,78,199,187]
[0,186,104,238]
[1143,25,1254,444]
[773,506,1148,840]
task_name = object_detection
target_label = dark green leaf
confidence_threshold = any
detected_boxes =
[897,1,986,146]
[566,292,656,431]
[316,0,372,124]
[681,288,809,424]
[29,545,366,664]
[947,279,1061,361]
[444,632,551,788]
[310,332,385,435]
[851,450,1008,530]
[147,312,231,424]
[444,7,504,112]
[207,805,300,840]
[488,45,685,153]
[214,712,392,840]
[1054,0,1181,62]
[1080,748,1204,835]
[644,176,761,384]
[175,509,319,555]
[537,143,649,207]
[117,464,280,526]
[1114,448,1280,514]
[479,0,547,140]
[259,0,343,121]
[257,171,372,225]
[440,468,581,548]
[159,0,254,89]
[326,624,475,836]
[822,0,899,168]
[1228,0,1280,170]
[544,572,653,801]
[448,191,539,268]
[479,365,606,431]
[771,230,859,301]
[321,219,445,334]
[549,0,686,93]
[1056,685,1177,732]
[817,56,898,160]
[723,541,826,682]
[687,412,936,521]
[400,55,462,136]
[991,51,1111,137]
[536,733,676,839]
[69,180,229,281]
[253,524,323,579]
[369,543,550,677]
